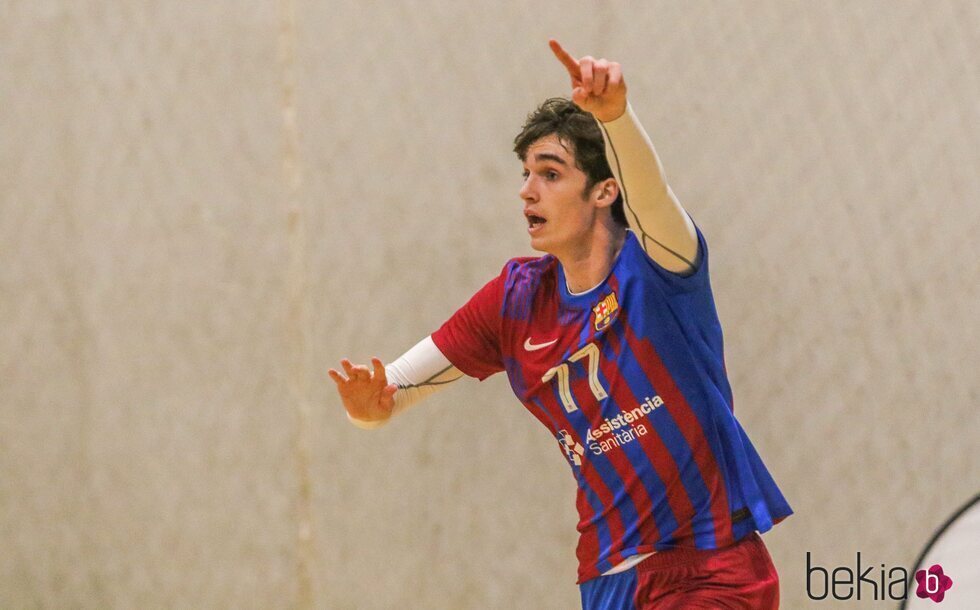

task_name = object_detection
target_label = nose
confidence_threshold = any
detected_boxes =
[519,174,537,203]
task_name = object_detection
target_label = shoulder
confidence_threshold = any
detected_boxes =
[501,254,556,281]
[458,255,556,317]
[622,226,712,294]
[501,254,558,295]
[492,255,559,320]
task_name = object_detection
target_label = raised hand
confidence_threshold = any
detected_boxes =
[328,357,398,424]
[549,39,627,123]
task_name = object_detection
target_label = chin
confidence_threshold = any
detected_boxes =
[528,236,553,254]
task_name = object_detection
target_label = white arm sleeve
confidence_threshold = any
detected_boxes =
[347,336,464,429]
[598,102,700,273]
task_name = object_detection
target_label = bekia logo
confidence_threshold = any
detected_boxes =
[915,564,953,603]
[806,552,908,602]
[806,553,954,603]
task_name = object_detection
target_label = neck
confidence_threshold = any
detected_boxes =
[557,224,627,294]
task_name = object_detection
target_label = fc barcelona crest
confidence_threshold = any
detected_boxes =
[592,292,620,332]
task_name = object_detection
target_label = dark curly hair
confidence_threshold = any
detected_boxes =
[513,98,627,227]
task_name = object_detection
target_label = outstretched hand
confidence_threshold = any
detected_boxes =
[328,358,397,424]
[549,39,627,123]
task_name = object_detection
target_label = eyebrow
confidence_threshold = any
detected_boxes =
[532,152,568,166]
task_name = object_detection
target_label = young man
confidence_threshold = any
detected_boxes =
[329,40,792,609]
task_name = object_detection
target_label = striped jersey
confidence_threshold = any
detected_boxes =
[431,227,792,583]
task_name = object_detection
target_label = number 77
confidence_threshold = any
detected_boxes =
[541,342,608,413]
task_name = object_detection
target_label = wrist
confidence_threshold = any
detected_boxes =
[347,410,390,430]
[597,100,630,124]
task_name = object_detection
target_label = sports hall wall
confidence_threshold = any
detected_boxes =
[1,1,977,608]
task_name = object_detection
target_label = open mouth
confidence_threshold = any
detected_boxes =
[526,213,547,229]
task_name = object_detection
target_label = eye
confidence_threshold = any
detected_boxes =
[521,169,530,180]
[546,170,559,180]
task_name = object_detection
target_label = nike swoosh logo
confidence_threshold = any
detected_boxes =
[524,337,558,351]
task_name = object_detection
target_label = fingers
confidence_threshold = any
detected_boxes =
[583,59,616,96]
[607,62,623,93]
[550,40,622,101]
[336,359,365,382]
[333,358,387,385]
[580,56,594,93]
[549,39,581,79]
[327,368,346,385]
[593,59,608,96]
[379,383,397,410]
[371,358,387,386]
[340,359,356,378]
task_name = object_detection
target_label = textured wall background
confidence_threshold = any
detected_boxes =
[1,1,977,608]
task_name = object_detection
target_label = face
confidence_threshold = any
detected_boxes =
[519,134,598,256]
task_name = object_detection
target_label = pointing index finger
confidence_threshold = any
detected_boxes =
[549,39,581,79]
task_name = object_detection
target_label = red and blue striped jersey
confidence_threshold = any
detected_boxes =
[431,227,792,583]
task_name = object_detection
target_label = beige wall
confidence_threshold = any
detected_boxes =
[1,1,977,608]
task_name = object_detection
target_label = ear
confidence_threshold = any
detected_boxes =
[592,178,620,209]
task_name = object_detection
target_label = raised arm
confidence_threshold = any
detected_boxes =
[549,39,699,274]
[328,336,463,429]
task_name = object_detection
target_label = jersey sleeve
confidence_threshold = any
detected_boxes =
[636,222,710,294]
[430,268,507,381]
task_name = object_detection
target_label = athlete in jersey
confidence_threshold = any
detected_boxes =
[430,221,792,582]
[330,40,791,608]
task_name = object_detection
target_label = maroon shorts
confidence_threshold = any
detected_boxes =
[579,533,780,609]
